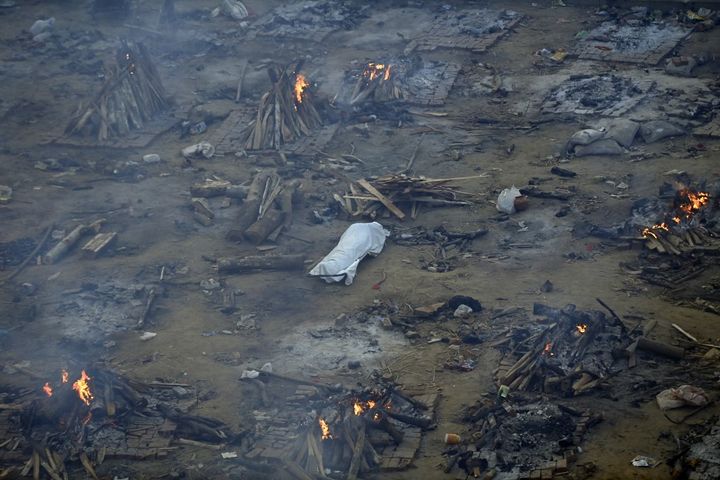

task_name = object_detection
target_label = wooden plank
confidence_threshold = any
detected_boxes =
[356,179,405,220]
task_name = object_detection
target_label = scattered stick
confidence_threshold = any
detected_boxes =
[671,323,698,343]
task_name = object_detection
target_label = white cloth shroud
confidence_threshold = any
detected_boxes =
[309,222,389,285]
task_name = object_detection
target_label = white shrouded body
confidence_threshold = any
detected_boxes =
[309,222,389,285]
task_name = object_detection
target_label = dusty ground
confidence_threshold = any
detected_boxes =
[1,0,720,479]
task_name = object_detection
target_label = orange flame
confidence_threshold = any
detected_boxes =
[294,73,308,104]
[43,382,53,397]
[72,370,93,406]
[61,369,69,383]
[576,324,588,334]
[353,399,378,416]
[364,63,392,81]
[319,418,332,440]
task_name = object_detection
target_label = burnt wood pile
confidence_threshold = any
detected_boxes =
[349,62,403,105]
[64,41,168,141]
[0,367,236,479]
[453,398,602,479]
[240,372,437,479]
[240,63,322,150]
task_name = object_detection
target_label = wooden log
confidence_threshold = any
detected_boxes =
[384,409,432,429]
[365,412,403,444]
[636,337,684,359]
[244,209,286,244]
[232,173,271,238]
[283,460,313,480]
[43,224,92,264]
[235,60,248,102]
[136,288,156,328]
[81,232,117,258]
[356,179,405,220]
[347,421,366,480]
[217,254,306,274]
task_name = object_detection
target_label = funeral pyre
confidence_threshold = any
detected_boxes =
[64,41,168,141]
[240,62,322,150]
[639,183,715,255]
[0,367,236,478]
[241,371,437,478]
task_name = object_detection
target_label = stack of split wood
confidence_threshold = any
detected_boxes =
[241,62,322,150]
[350,62,403,105]
[65,41,168,141]
[337,174,480,220]
[643,226,716,255]
[225,171,302,245]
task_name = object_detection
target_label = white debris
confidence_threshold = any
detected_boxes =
[140,331,157,341]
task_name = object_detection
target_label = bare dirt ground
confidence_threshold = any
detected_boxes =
[1,1,720,479]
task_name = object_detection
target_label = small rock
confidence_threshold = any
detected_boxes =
[140,331,157,341]
[347,360,361,370]
[453,304,473,318]
[0,185,12,204]
[541,280,553,292]
[143,154,161,164]
[381,317,393,329]
[172,386,190,398]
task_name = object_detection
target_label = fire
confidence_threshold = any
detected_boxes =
[364,62,392,82]
[319,418,332,440]
[677,189,710,218]
[72,370,94,406]
[576,324,588,334]
[294,73,308,104]
[353,399,378,416]
[641,188,710,239]
[43,382,53,397]
[642,223,669,239]
[543,342,553,356]
[61,369,69,383]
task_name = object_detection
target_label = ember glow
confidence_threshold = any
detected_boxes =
[641,222,669,239]
[319,417,332,440]
[61,369,69,383]
[72,370,94,406]
[363,62,392,81]
[353,399,377,416]
[43,382,53,397]
[543,342,553,356]
[294,73,309,104]
[576,324,588,334]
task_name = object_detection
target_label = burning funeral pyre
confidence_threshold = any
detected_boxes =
[240,62,322,150]
[492,302,630,396]
[0,367,235,478]
[347,61,403,105]
[64,41,168,141]
[640,185,714,255]
[241,372,438,478]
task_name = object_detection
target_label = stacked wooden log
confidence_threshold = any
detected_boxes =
[241,63,322,150]
[337,174,480,220]
[350,62,403,105]
[226,171,302,244]
[643,226,716,255]
[493,303,619,396]
[65,41,168,141]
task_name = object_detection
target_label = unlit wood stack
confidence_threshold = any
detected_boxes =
[65,41,168,141]
[241,63,322,150]
[338,174,480,220]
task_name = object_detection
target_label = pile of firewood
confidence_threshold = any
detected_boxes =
[65,41,168,141]
[643,226,716,255]
[336,174,481,220]
[349,62,403,105]
[241,63,322,150]
[0,367,235,479]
